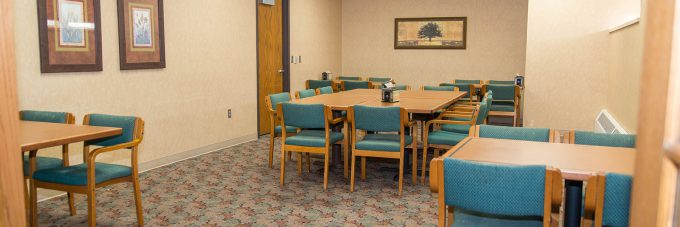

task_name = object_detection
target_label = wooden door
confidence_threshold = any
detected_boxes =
[0,0,28,225]
[257,1,285,135]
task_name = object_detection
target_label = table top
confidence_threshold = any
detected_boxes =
[291,89,466,113]
[446,138,635,179]
[20,121,122,152]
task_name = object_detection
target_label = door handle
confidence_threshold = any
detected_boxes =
[278,69,285,73]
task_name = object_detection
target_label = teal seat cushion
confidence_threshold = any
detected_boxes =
[33,163,132,186]
[451,209,543,227]
[428,131,468,146]
[274,125,298,134]
[22,155,64,176]
[490,104,514,112]
[355,134,413,152]
[284,130,343,147]
[441,124,472,134]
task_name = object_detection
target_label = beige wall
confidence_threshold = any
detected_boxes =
[524,0,641,130]
[14,0,257,196]
[341,0,528,88]
[290,0,342,92]
[606,22,643,133]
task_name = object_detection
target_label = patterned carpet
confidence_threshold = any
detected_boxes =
[36,135,438,226]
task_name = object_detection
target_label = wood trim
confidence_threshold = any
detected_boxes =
[0,0,26,224]
[630,0,677,225]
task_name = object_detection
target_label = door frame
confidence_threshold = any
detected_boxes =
[255,0,290,136]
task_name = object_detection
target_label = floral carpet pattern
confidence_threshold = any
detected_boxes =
[36,135,438,226]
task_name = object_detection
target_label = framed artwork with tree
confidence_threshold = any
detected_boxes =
[394,17,467,49]
[117,0,165,70]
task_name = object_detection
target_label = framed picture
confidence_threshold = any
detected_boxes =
[117,0,165,70]
[37,0,103,73]
[394,17,467,50]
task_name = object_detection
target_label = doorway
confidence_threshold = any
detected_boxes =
[257,0,290,135]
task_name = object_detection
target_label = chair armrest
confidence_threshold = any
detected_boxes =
[89,138,143,160]
[440,113,473,119]
[329,117,346,125]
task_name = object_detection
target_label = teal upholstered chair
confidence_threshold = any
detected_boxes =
[316,86,334,95]
[455,79,482,84]
[441,83,475,102]
[338,76,362,81]
[394,84,410,91]
[584,173,632,227]
[348,105,416,195]
[368,77,391,82]
[278,103,348,190]
[342,80,371,91]
[295,89,317,99]
[488,80,515,85]
[483,84,521,126]
[569,131,636,148]
[475,125,554,143]
[265,93,298,168]
[422,85,458,91]
[438,158,561,226]
[306,80,333,90]
[20,110,77,215]
[422,96,491,184]
[30,114,145,227]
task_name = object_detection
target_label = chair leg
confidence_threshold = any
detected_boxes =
[398,153,404,196]
[287,151,292,161]
[269,134,275,168]
[132,177,144,226]
[434,149,440,159]
[360,157,366,181]
[280,148,286,186]
[343,139,349,178]
[297,152,303,176]
[67,192,76,216]
[306,153,311,173]
[411,145,417,184]
[86,185,96,227]
[30,180,37,227]
[23,178,29,215]
[422,145,429,185]
[323,151,330,191]
[350,154,356,192]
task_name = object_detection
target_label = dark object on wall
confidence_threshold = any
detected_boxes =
[515,74,525,88]
[117,0,165,70]
[394,17,467,50]
[37,0,103,73]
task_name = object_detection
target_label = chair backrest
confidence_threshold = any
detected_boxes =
[296,89,316,99]
[84,114,142,147]
[280,103,327,129]
[601,173,632,227]
[484,85,518,101]
[572,131,636,148]
[476,99,490,125]
[267,92,292,111]
[306,80,333,90]
[489,80,515,85]
[443,158,548,217]
[477,125,552,142]
[455,79,481,84]
[338,76,362,81]
[351,105,403,132]
[368,77,391,82]
[316,86,334,95]
[422,86,457,91]
[342,81,371,91]
[394,84,410,91]
[20,110,74,124]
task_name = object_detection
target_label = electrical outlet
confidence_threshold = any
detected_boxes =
[228,109,232,118]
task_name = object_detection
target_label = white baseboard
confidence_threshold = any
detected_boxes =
[37,133,259,202]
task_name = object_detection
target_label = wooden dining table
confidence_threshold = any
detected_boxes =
[429,137,635,227]
[20,121,122,226]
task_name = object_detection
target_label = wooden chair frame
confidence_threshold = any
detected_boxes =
[30,115,145,227]
[347,107,416,195]
[472,125,556,143]
[21,112,77,217]
[581,173,606,227]
[436,165,563,227]
[482,84,521,127]
[421,106,479,184]
[265,94,298,168]
[278,104,349,191]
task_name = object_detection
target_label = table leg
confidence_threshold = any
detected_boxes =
[28,150,38,227]
[563,180,583,227]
